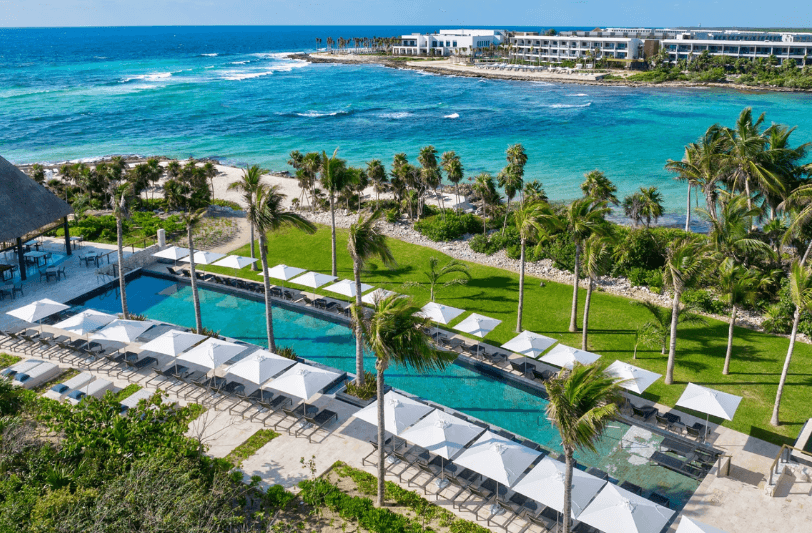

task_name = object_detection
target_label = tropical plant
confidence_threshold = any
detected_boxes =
[403,256,471,302]
[498,144,527,231]
[202,161,218,196]
[228,165,262,270]
[472,172,499,235]
[321,149,352,277]
[771,260,812,426]
[662,237,707,384]
[538,198,611,332]
[366,159,388,202]
[352,294,454,506]
[513,201,545,332]
[249,184,316,351]
[580,170,618,205]
[545,361,623,533]
[631,300,706,356]
[522,180,548,205]
[581,234,614,350]
[699,192,774,264]
[418,146,442,213]
[182,208,208,334]
[637,186,664,228]
[111,184,133,319]
[441,151,464,211]
[347,209,396,385]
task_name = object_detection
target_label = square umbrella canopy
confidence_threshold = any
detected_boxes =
[138,330,205,358]
[605,361,662,395]
[578,483,674,533]
[453,431,541,487]
[7,298,69,328]
[417,302,465,325]
[267,363,341,401]
[501,330,557,358]
[180,251,226,265]
[177,337,247,370]
[53,310,117,336]
[676,517,729,533]
[399,409,485,459]
[211,255,258,269]
[676,383,742,421]
[323,279,374,298]
[262,264,306,281]
[153,246,190,260]
[225,349,295,385]
[511,456,606,519]
[540,344,601,369]
[454,313,502,338]
[90,319,155,344]
[289,271,338,289]
[354,391,434,436]
[362,289,398,305]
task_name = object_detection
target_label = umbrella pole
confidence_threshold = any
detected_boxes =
[705,412,709,443]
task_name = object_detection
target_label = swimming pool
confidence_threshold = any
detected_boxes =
[4,250,70,282]
[74,272,701,508]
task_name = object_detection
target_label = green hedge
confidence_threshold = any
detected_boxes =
[414,211,483,242]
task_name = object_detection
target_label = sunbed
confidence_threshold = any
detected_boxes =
[295,408,339,442]
[120,388,155,414]
[2,359,45,379]
[13,362,60,389]
[43,371,94,401]
[66,378,114,405]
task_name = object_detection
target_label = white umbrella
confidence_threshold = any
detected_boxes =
[454,431,541,487]
[354,391,434,436]
[512,456,606,519]
[138,330,205,358]
[211,255,258,269]
[400,410,484,459]
[6,298,69,332]
[362,289,398,305]
[540,344,600,369]
[90,319,155,344]
[676,383,742,441]
[153,246,190,261]
[226,350,295,385]
[180,251,226,265]
[289,271,338,299]
[676,517,729,533]
[263,264,306,281]
[53,309,116,336]
[267,363,341,402]
[324,279,374,298]
[578,483,674,533]
[417,302,465,325]
[454,313,502,338]
[605,361,662,394]
[501,330,557,358]
[176,337,247,370]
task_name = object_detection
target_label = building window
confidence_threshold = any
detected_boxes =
[453,41,457,47]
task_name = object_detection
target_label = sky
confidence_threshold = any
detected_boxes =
[2,0,811,29]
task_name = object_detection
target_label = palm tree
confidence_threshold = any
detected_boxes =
[513,201,545,332]
[111,184,132,319]
[538,198,611,332]
[366,159,388,202]
[348,209,396,386]
[580,170,618,205]
[353,295,455,506]
[322,149,351,277]
[622,192,644,228]
[249,184,316,351]
[771,260,812,426]
[522,180,548,205]
[181,208,207,334]
[637,187,664,228]
[473,172,498,236]
[418,146,442,213]
[581,234,613,350]
[545,361,623,533]
[403,257,470,301]
[631,300,706,357]
[228,165,262,271]
[663,238,707,384]
[497,166,523,232]
[441,151,464,211]
[700,193,773,264]
[202,161,217,196]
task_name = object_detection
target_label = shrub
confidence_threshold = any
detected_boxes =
[344,372,377,400]
[468,229,519,255]
[414,211,482,241]
[385,208,400,223]
[682,288,728,315]
[627,267,663,291]
[534,233,575,271]
[276,346,298,360]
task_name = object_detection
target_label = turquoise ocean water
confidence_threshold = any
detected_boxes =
[2,26,812,218]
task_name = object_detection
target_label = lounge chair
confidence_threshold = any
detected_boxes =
[650,450,687,474]
[407,453,444,493]
[257,395,292,426]
[509,360,534,375]
[532,367,553,381]
[620,480,643,495]
[13,362,60,389]
[648,492,670,508]
[660,437,694,457]
[295,408,339,442]
[67,378,114,404]
[120,388,155,414]
[276,403,319,433]
[1,359,45,379]
[631,403,658,421]
[362,436,393,466]
[43,371,94,401]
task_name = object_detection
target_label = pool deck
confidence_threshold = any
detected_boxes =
[3,253,812,532]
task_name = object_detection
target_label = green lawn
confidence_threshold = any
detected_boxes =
[205,224,812,446]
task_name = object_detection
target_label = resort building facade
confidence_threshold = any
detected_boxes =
[509,32,643,64]
[662,30,812,65]
[392,29,506,56]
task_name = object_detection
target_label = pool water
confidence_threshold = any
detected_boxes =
[77,273,700,508]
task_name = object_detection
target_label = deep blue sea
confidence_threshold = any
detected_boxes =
[2,26,812,216]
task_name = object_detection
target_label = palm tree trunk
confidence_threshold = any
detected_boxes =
[330,192,337,277]
[569,242,581,332]
[375,361,386,507]
[354,260,365,386]
[259,234,276,352]
[249,221,257,271]
[562,447,575,533]
[665,290,681,385]
[516,238,526,333]
[582,277,593,350]
[502,197,510,234]
[802,240,812,265]
[771,308,800,426]
[723,305,737,375]
[685,184,691,232]
[116,216,129,319]
[187,223,203,334]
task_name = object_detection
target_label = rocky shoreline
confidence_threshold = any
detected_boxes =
[295,52,812,94]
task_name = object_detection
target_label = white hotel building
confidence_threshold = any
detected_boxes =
[392,29,506,57]
[663,30,812,65]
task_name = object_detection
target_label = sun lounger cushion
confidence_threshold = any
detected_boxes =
[13,362,60,389]
[120,388,155,413]
[67,378,113,404]
[2,359,45,378]
[43,371,95,401]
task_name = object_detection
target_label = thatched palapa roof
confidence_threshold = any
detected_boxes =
[0,155,73,242]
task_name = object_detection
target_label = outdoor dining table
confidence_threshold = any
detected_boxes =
[24,240,41,251]
[24,251,48,267]
[0,264,15,281]
[69,236,83,250]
